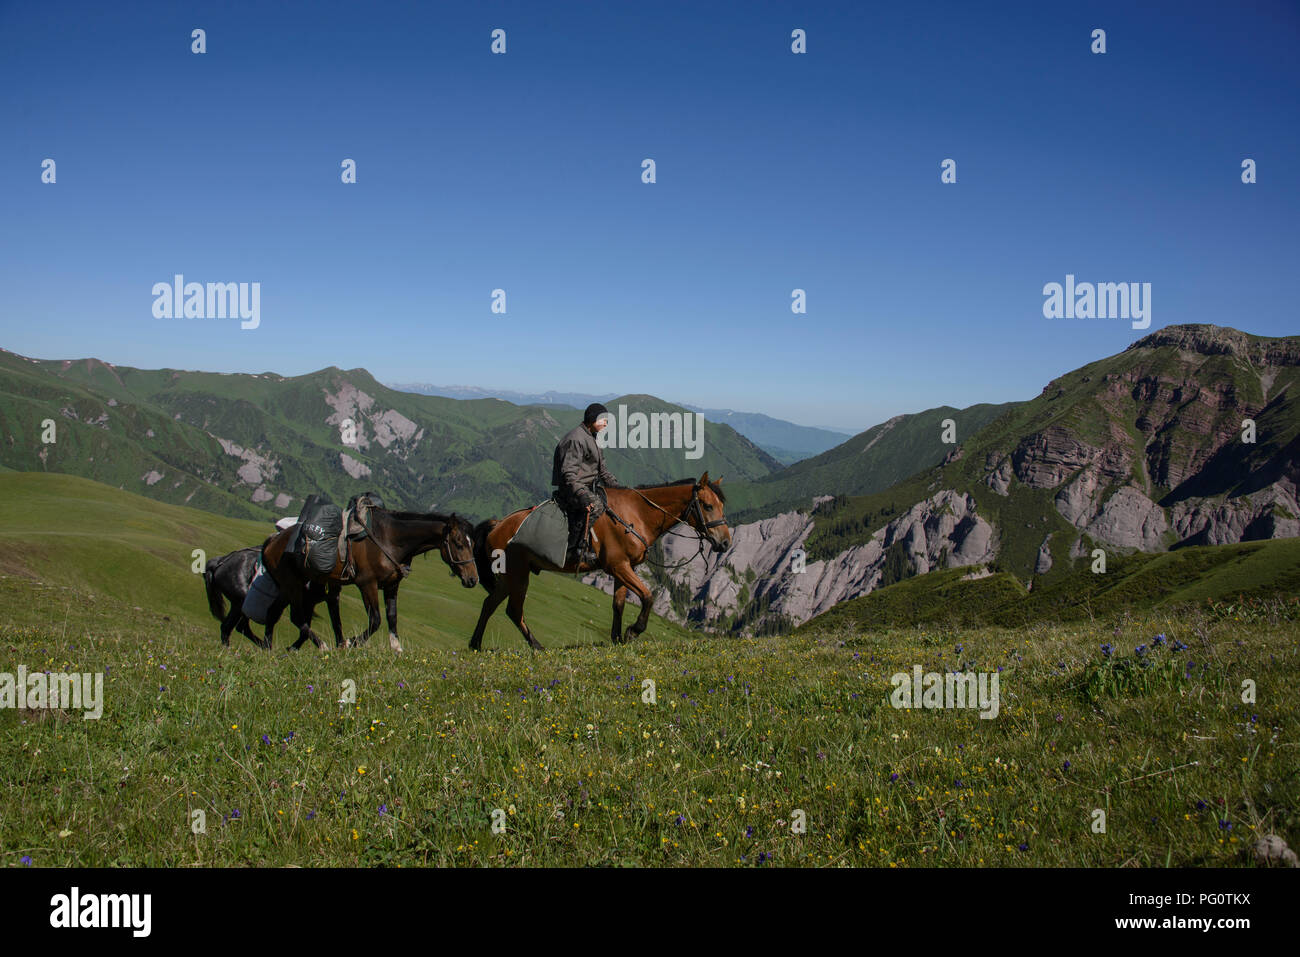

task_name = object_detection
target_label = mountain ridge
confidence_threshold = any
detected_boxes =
[640,324,1300,634]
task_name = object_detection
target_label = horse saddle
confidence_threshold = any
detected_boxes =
[345,491,385,540]
[508,498,574,567]
[326,491,388,580]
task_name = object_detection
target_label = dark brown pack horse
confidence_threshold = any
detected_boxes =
[262,508,479,652]
[203,541,330,650]
[470,472,731,650]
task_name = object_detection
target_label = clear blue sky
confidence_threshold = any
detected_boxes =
[1,0,1296,433]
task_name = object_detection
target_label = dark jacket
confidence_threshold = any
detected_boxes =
[552,424,621,498]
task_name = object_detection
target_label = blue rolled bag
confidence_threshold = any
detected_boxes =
[241,555,280,624]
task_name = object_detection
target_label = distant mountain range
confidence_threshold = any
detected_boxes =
[387,382,854,463]
[723,403,1015,522]
[0,353,779,521]
[629,325,1300,634]
[5,324,1296,638]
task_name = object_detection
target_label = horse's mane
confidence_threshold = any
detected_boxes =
[380,509,475,533]
[631,477,726,504]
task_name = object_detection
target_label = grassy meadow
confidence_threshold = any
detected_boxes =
[0,474,1296,866]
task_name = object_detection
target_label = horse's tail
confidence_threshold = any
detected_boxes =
[203,558,227,621]
[473,519,500,591]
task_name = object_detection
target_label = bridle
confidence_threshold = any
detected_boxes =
[439,521,477,574]
[623,481,729,569]
[357,509,475,579]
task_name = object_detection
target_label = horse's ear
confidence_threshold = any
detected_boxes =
[715,475,724,485]
[699,471,710,486]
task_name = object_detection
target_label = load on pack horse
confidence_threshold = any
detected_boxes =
[202,542,329,649]
[469,404,731,650]
[260,491,479,652]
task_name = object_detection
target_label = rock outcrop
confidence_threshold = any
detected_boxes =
[628,492,997,635]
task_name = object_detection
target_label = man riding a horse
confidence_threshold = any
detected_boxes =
[553,402,623,565]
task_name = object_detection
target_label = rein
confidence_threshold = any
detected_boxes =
[357,511,475,579]
[609,484,725,570]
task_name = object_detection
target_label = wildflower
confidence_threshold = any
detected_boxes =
[20,856,31,866]
[1018,843,1028,852]
[261,734,271,746]
[1100,643,1113,658]
[1152,633,1166,647]
[379,804,387,817]
[1063,761,1071,770]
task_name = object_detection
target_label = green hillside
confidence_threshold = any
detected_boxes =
[726,403,1015,522]
[799,536,1300,632]
[804,327,1300,579]
[0,350,779,525]
[0,472,692,652]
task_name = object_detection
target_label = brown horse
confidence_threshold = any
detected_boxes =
[469,472,731,650]
[262,508,478,653]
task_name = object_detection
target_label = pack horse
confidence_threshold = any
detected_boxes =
[260,492,478,652]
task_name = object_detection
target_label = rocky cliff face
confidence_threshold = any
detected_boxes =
[644,325,1300,636]
[978,325,1299,553]
[601,491,997,635]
